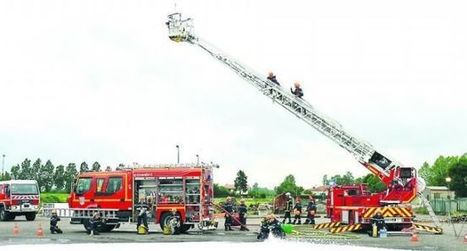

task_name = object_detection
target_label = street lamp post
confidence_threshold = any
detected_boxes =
[176,145,180,164]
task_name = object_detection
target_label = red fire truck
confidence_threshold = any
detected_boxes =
[0,180,40,221]
[166,13,442,234]
[54,163,217,232]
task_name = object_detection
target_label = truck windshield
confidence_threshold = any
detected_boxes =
[11,184,39,195]
[75,178,92,194]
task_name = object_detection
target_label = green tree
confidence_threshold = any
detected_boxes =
[53,165,65,191]
[19,158,32,179]
[360,173,386,193]
[64,163,78,192]
[322,174,329,186]
[91,161,101,172]
[32,158,42,187]
[0,171,11,181]
[39,160,55,192]
[10,164,20,179]
[419,155,458,186]
[330,171,355,185]
[214,183,230,197]
[234,170,248,192]
[80,162,89,173]
[447,154,467,197]
[274,174,304,196]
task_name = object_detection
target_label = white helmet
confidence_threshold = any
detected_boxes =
[285,192,291,196]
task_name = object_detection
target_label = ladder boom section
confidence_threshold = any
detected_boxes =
[197,39,376,162]
[166,13,383,170]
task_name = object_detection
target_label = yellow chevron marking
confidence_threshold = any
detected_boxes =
[400,208,411,217]
[330,224,362,234]
[413,223,443,234]
[314,222,341,229]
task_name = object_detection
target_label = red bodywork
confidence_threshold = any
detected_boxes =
[326,164,417,229]
[0,180,40,220]
[68,166,215,226]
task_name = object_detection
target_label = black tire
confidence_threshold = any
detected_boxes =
[0,208,10,221]
[99,224,116,232]
[159,212,183,234]
[159,212,173,230]
[83,219,92,233]
[25,213,36,221]
[9,215,16,221]
[179,224,191,233]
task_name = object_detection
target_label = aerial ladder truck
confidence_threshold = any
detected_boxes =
[166,13,442,234]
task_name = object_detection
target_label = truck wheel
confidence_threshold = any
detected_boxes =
[83,220,92,233]
[179,224,191,233]
[0,208,11,221]
[159,212,172,230]
[99,224,116,232]
[25,213,36,221]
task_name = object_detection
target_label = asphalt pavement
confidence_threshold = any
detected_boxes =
[1,215,466,251]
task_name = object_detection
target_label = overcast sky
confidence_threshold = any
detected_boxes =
[0,0,466,188]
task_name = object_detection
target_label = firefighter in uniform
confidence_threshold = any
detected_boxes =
[238,199,248,231]
[136,198,150,234]
[168,208,181,235]
[370,211,386,237]
[88,212,102,236]
[223,197,234,231]
[292,197,302,224]
[282,192,293,224]
[304,195,317,224]
[50,210,63,234]
[257,214,284,240]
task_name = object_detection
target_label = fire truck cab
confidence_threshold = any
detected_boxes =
[67,164,217,232]
[0,180,40,221]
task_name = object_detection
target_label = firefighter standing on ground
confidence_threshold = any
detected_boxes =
[293,197,302,224]
[223,197,234,231]
[50,210,63,234]
[370,211,386,235]
[305,195,317,224]
[282,192,293,224]
[238,199,248,231]
[136,198,150,233]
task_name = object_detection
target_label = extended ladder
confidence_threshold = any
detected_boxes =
[166,12,440,227]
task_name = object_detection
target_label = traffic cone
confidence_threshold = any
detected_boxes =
[36,224,44,237]
[410,232,419,242]
[12,223,19,235]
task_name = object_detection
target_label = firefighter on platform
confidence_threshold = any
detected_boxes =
[223,197,234,231]
[238,199,248,231]
[282,192,293,224]
[49,210,63,234]
[257,214,284,240]
[136,198,150,234]
[88,212,102,236]
[293,197,302,224]
[267,72,281,86]
[290,82,304,98]
[304,195,317,224]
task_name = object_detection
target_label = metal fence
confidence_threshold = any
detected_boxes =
[430,198,467,214]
